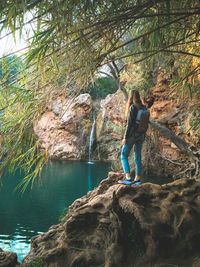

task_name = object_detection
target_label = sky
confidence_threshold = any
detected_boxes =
[0,15,110,77]
[0,30,28,57]
[0,13,34,58]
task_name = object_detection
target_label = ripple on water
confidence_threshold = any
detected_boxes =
[0,224,43,262]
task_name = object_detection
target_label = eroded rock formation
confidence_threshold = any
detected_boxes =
[142,69,200,178]
[23,173,200,267]
[0,248,18,267]
[34,94,92,159]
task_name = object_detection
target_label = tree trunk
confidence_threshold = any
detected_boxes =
[149,120,199,177]
[149,119,197,159]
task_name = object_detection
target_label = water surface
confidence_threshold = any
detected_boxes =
[0,160,111,262]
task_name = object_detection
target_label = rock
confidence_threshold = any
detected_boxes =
[24,173,200,267]
[34,90,127,161]
[145,72,200,177]
[95,90,126,160]
[61,94,92,126]
[0,248,18,267]
[34,94,92,159]
[52,98,63,115]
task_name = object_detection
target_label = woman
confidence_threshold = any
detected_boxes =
[119,90,154,185]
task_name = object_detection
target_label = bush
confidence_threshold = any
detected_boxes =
[87,76,118,100]
[25,257,44,267]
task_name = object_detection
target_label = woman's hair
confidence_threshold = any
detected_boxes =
[125,90,142,118]
[125,90,155,119]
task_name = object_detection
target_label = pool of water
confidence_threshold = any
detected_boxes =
[0,160,111,262]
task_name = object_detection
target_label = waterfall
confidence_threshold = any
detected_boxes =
[88,112,96,164]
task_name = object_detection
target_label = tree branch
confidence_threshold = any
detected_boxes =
[149,119,197,159]
[100,15,192,59]
[100,31,197,69]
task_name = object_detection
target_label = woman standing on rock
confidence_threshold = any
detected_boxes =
[119,90,154,185]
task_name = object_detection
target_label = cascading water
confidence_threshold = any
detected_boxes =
[88,112,96,164]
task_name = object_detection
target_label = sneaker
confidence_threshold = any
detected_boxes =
[134,175,141,180]
[118,178,132,185]
[132,180,142,186]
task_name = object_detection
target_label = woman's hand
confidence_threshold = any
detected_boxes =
[121,139,127,146]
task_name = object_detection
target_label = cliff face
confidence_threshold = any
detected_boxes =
[34,93,92,159]
[143,70,200,178]
[23,173,200,267]
[95,90,126,161]
[34,90,126,161]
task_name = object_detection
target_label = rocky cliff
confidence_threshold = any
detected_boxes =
[34,94,92,159]
[34,90,126,161]
[143,69,200,178]
[95,90,126,161]
[22,173,200,267]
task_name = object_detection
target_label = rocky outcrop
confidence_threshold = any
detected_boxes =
[150,69,199,153]
[95,90,126,160]
[34,90,127,161]
[34,94,92,159]
[0,248,18,267]
[143,69,200,178]
[24,173,200,267]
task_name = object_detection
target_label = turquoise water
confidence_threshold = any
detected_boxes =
[0,160,111,262]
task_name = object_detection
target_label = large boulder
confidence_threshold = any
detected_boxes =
[24,174,200,267]
[95,90,126,160]
[0,248,18,267]
[34,94,92,159]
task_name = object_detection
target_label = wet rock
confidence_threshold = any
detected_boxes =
[95,90,126,160]
[0,248,18,267]
[34,90,127,161]
[24,174,200,267]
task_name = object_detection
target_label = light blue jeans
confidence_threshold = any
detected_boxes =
[121,136,144,176]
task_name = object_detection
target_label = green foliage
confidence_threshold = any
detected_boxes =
[0,77,48,190]
[25,257,44,267]
[190,108,200,142]
[1,0,199,85]
[88,76,118,99]
[122,61,155,95]
[191,119,200,141]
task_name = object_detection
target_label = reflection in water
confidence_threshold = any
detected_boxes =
[0,160,111,262]
[87,162,93,191]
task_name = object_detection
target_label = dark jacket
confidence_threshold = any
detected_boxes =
[123,104,146,140]
[123,104,138,140]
